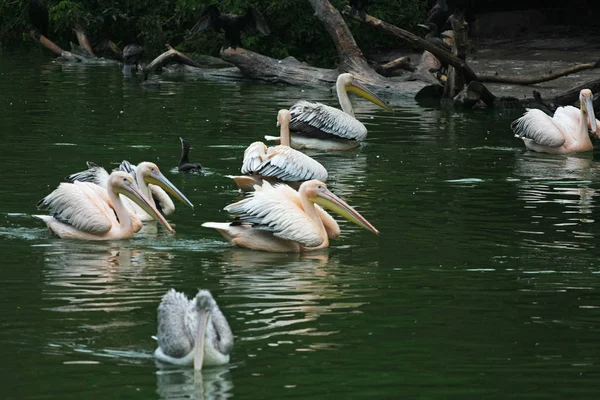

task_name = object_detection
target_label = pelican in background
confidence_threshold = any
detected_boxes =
[67,161,194,221]
[35,171,174,240]
[228,109,328,192]
[154,289,233,370]
[268,73,392,150]
[512,89,598,154]
[178,137,202,174]
[190,4,270,49]
[202,180,379,253]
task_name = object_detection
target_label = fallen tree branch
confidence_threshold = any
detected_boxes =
[529,77,600,110]
[143,45,204,79]
[479,60,600,84]
[373,56,414,76]
[26,25,81,61]
[343,6,479,83]
[72,24,95,58]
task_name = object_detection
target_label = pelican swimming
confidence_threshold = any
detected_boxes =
[154,289,233,370]
[68,161,193,221]
[512,89,598,154]
[267,73,392,151]
[228,109,328,191]
[35,171,174,240]
[178,137,202,174]
[202,180,379,253]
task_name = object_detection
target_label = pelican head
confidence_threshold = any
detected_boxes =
[277,109,291,126]
[301,180,379,235]
[109,171,175,234]
[137,162,194,208]
[338,73,393,112]
[580,89,597,135]
[192,290,217,370]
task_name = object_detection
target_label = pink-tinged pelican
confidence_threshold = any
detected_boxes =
[35,171,174,240]
[154,289,233,370]
[512,89,599,154]
[265,73,392,151]
[228,109,328,191]
[202,180,379,252]
[68,161,193,221]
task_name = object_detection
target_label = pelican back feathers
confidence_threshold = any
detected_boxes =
[289,100,367,141]
[224,181,324,248]
[36,181,115,234]
[241,142,328,182]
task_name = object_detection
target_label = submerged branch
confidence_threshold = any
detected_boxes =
[480,60,600,85]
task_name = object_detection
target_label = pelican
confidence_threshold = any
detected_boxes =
[67,161,193,221]
[154,289,233,370]
[267,73,392,150]
[512,89,598,154]
[178,137,202,174]
[202,180,379,253]
[190,5,270,49]
[228,109,328,191]
[35,171,174,240]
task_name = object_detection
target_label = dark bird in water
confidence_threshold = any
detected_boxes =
[349,0,369,20]
[417,22,451,52]
[29,0,49,37]
[122,44,144,75]
[190,4,270,49]
[179,137,202,174]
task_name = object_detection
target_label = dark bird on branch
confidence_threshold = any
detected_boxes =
[426,0,449,31]
[29,0,49,37]
[417,22,451,52]
[178,137,202,174]
[349,0,369,20]
[122,44,144,75]
[189,4,270,49]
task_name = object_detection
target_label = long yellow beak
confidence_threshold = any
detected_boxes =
[346,80,393,112]
[146,171,194,209]
[193,309,211,371]
[582,95,597,135]
[312,189,379,234]
[118,184,175,234]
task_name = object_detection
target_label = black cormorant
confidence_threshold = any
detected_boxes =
[122,44,144,75]
[28,0,49,37]
[178,137,202,174]
[417,22,451,52]
[349,0,369,20]
[190,5,270,49]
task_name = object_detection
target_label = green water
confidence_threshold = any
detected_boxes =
[2,51,600,399]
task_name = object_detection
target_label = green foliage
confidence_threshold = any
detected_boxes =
[2,0,426,68]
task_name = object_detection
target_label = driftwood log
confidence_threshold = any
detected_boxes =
[372,56,415,76]
[26,26,80,61]
[144,45,205,79]
[479,60,600,85]
[443,13,469,99]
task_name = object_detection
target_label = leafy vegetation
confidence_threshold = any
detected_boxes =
[2,0,426,67]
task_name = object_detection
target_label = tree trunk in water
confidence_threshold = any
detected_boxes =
[443,14,468,99]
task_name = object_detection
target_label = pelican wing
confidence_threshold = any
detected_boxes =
[65,161,109,186]
[37,182,115,234]
[511,108,565,147]
[247,145,328,182]
[156,289,194,358]
[224,181,324,247]
[289,100,367,141]
[241,141,268,174]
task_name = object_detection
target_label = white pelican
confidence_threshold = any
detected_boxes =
[202,180,379,253]
[512,89,599,154]
[154,289,233,370]
[35,171,174,240]
[228,109,328,191]
[68,161,193,221]
[265,73,392,150]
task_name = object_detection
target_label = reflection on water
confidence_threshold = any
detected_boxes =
[156,367,233,400]
[514,154,598,251]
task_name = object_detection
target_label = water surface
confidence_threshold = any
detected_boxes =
[2,52,600,399]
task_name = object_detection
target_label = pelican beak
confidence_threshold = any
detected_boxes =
[582,95,597,135]
[346,79,393,112]
[118,183,175,234]
[146,170,194,209]
[193,309,211,371]
[312,188,379,235]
